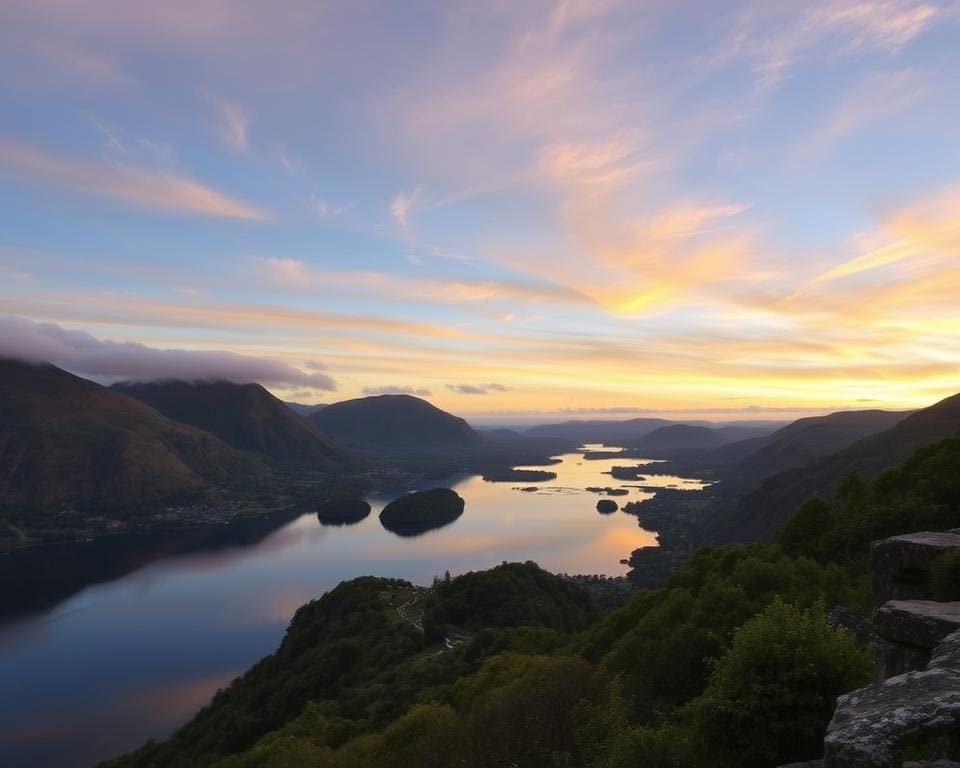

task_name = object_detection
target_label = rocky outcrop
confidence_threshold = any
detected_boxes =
[820,531,960,767]
[824,644,960,768]
[872,531,960,609]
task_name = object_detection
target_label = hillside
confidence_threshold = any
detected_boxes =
[635,424,729,454]
[713,409,911,488]
[310,394,482,450]
[0,359,262,514]
[701,394,960,543]
[101,563,597,768]
[114,380,347,466]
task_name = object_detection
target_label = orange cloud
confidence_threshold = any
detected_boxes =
[817,186,960,281]
[0,143,270,220]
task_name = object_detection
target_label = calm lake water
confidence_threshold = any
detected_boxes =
[0,446,706,768]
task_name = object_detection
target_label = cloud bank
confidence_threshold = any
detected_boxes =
[0,316,336,389]
[447,382,512,395]
[361,385,432,397]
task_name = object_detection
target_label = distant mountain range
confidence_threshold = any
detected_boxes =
[523,418,774,454]
[114,380,346,467]
[0,360,262,512]
[524,417,687,443]
[310,394,483,450]
[701,397,960,543]
[633,424,769,454]
[5,355,957,553]
[711,409,912,488]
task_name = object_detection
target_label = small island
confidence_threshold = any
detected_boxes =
[585,486,630,496]
[379,488,465,537]
[481,468,558,482]
[609,465,646,481]
[316,498,371,526]
[596,499,619,513]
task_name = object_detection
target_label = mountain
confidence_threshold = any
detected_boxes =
[0,359,261,512]
[524,417,687,444]
[712,409,911,483]
[285,401,327,418]
[310,394,482,450]
[634,424,771,454]
[701,395,960,543]
[113,380,346,466]
[636,424,729,453]
[524,418,774,448]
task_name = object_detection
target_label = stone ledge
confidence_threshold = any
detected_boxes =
[874,600,960,649]
[872,531,960,608]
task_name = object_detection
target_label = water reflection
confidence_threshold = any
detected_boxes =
[0,446,705,768]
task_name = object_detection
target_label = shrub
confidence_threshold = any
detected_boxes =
[686,599,872,768]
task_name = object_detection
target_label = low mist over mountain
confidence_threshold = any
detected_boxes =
[114,380,347,467]
[702,395,960,543]
[310,394,482,451]
[0,360,262,512]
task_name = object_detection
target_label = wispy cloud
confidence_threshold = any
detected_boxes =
[816,186,960,281]
[255,256,591,306]
[208,97,250,152]
[390,188,422,230]
[0,143,270,219]
[724,0,942,89]
[0,316,336,389]
[311,197,349,218]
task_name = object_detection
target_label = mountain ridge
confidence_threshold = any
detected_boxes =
[701,394,960,543]
[310,394,482,451]
[113,379,348,467]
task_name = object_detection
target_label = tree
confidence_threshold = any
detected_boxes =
[686,599,872,768]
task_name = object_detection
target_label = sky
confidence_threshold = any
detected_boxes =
[1,0,959,422]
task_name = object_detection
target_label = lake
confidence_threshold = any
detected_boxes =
[0,446,706,768]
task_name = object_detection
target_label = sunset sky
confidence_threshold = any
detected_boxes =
[1,0,959,421]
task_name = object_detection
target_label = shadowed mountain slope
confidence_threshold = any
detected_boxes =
[715,409,912,483]
[310,394,482,450]
[702,395,960,543]
[114,380,347,466]
[0,359,263,512]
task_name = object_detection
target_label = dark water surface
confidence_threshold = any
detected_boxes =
[0,447,705,767]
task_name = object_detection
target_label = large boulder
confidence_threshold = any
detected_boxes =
[872,531,960,609]
[824,665,960,768]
